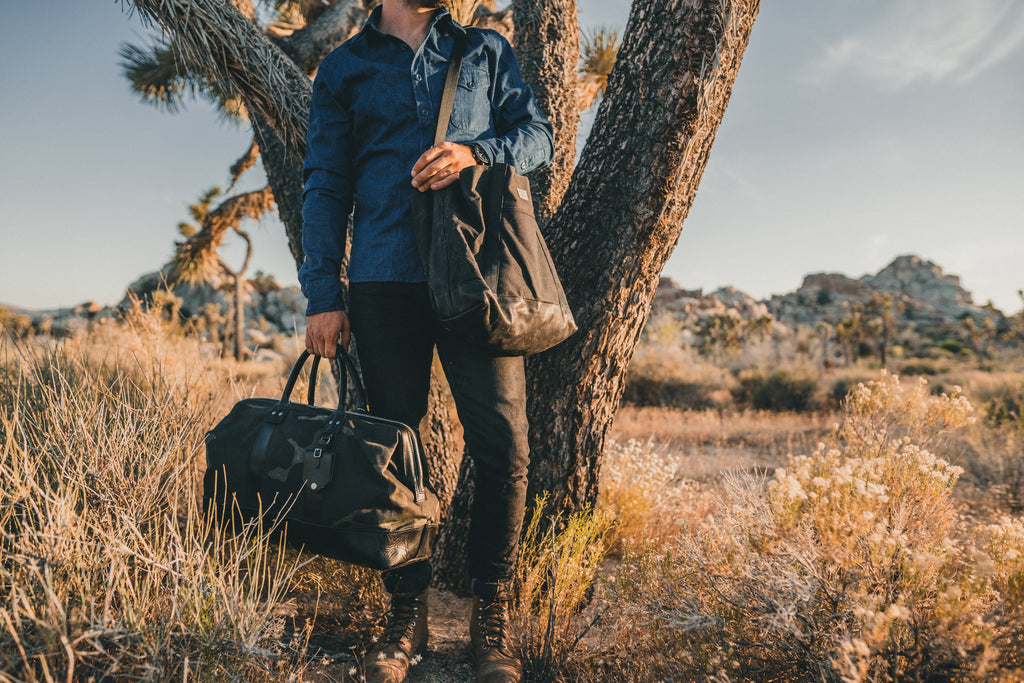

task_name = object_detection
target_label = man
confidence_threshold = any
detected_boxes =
[298,0,554,680]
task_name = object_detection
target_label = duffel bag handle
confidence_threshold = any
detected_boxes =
[279,345,370,413]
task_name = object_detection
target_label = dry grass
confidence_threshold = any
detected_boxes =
[5,308,1024,682]
[0,307,311,681]
[598,439,717,554]
[611,406,836,481]
[513,496,614,683]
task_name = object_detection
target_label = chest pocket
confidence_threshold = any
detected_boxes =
[450,66,491,132]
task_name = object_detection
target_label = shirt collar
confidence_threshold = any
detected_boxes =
[362,4,467,40]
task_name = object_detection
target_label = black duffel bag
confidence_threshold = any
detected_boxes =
[202,347,439,570]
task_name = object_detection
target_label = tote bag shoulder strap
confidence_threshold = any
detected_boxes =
[434,32,468,147]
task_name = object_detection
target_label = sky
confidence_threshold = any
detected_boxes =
[0,1,1021,314]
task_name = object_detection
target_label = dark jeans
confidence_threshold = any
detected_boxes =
[347,281,530,600]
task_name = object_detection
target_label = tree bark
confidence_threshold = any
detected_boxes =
[523,0,761,513]
[509,0,580,226]
[250,110,306,268]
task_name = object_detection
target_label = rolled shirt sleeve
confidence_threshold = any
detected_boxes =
[471,32,555,175]
[299,64,354,316]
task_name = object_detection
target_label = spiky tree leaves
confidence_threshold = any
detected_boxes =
[127,0,311,152]
[172,186,274,285]
[578,26,619,109]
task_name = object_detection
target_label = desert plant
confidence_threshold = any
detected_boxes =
[513,495,614,683]
[579,25,620,101]
[623,343,735,410]
[598,439,714,555]
[985,380,1024,434]
[0,312,308,680]
[601,372,1016,682]
[732,367,819,412]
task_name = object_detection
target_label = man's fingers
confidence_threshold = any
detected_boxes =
[430,172,460,190]
[320,330,336,358]
[413,156,453,189]
[339,314,352,349]
[411,144,445,176]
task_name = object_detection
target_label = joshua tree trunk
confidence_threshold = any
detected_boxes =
[126,0,761,584]
[219,229,253,362]
[523,0,760,512]
[510,0,580,226]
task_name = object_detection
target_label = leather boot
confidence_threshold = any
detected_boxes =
[470,596,522,683]
[364,591,428,683]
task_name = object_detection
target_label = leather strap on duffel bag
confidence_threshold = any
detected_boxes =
[203,347,439,570]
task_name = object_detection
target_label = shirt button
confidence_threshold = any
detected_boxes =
[414,74,422,81]
[520,161,527,169]
[420,107,430,116]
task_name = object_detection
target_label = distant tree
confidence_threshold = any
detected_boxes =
[697,311,745,360]
[816,321,835,369]
[836,306,859,366]
[748,314,774,343]
[171,185,275,360]
[865,292,903,367]
[958,314,997,365]
[1008,290,1024,347]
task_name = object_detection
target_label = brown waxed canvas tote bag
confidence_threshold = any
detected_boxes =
[409,33,577,356]
[203,347,439,570]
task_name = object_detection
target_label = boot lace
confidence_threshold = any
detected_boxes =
[384,594,422,645]
[477,599,512,650]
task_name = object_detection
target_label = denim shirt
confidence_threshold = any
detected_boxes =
[299,6,555,315]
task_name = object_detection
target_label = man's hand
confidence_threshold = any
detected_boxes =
[411,142,477,192]
[305,310,350,358]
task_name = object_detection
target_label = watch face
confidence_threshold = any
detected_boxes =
[469,144,486,165]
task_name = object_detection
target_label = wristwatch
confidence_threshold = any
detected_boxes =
[468,143,490,167]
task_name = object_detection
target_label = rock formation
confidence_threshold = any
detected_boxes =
[765,254,998,330]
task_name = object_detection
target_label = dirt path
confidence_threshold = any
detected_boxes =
[301,588,476,682]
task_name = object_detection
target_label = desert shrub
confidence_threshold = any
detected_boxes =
[0,312,34,338]
[513,496,614,683]
[600,372,1024,682]
[623,346,734,410]
[598,439,715,555]
[0,316,308,680]
[985,380,1024,433]
[899,360,947,376]
[826,373,879,411]
[732,367,819,412]
[622,375,713,409]
[940,338,967,355]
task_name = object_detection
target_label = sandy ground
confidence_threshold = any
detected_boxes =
[300,587,476,682]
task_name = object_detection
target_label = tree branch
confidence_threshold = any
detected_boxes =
[274,0,368,73]
[128,0,312,152]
